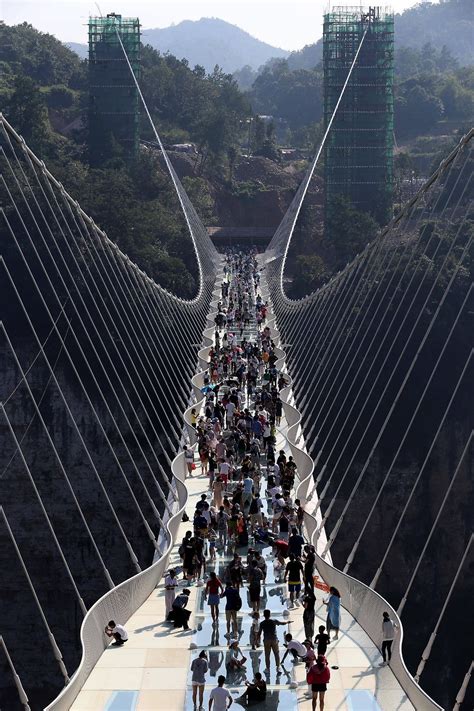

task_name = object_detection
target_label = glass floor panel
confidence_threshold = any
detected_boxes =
[187,648,299,686]
[195,584,289,615]
[201,548,283,586]
[193,614,292,650]
[184,687,299,711]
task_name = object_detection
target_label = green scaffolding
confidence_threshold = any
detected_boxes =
[323,6,394,226]
[88,13,140,166]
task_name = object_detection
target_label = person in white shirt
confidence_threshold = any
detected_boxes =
[281,633,308,664]
[209,675,233,711]
[379,611,398,666]
[164,569,178,618]
[219,460,231,486]
[104,620,128,646]
[242,475,254,510]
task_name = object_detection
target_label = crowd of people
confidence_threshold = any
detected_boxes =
[104,251,399,711]
[175,252,338,710]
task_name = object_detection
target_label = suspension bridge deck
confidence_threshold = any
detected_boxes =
[69,271,414,711]
[69,466,414,711]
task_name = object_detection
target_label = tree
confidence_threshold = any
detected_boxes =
[395,83,444,136]
[7,75,48,150]
[253,115,266,154]
[326,196,379,269]
[291,254,327,298]
[227,146,238,184]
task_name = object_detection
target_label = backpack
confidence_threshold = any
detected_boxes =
[307,662,330,685]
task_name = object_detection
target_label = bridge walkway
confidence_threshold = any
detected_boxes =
[70,261,414,711]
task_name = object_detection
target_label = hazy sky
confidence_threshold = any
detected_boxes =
[2,0,431,50]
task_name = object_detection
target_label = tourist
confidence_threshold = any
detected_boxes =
[303,591,316,640]
[257,608,291,673]
[209,675,233,711]
[205,571,224,623]
[278,508,290,541]
[185,445,195,475]
[248,493,264,533]
[249,611,260,650]
[208,528,217,560]
[212,476,225,508]
[303,545,316,594]
[180,531,193,580]
[325,587,341,641]
[284,553,304,606]
[220,582,241,638]
[247,559,263,613]
[241,672,267,705]
[295,498,305,535]
[303,640,316,668]
[191,651,208,711]
[314,625,330,657]
[164,569,179,619]
[379,611,398,666]
[216,506,229,548]
[226,639,247,671]
[307,655,330,711]
[241,472,254,511]
[281,633,309,665]
[226,553,244,589]
[169,588,191,630]
[104,620,128,646]
[288,527,305,558]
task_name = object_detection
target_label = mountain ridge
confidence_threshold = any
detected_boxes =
[67,17,290,72]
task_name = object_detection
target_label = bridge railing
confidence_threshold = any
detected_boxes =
[44,453,189,711]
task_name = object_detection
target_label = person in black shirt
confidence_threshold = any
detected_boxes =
[243,672,267,703]
[303,591,316,640]
[314,625,330,656]
[284,554,304,606]
[257,609,291,673]
[220,583,241,638]
[303,545,316,594]
[288,528,305,558]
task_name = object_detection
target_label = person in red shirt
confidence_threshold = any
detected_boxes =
[205,571,224,623]
[307,655,330,711]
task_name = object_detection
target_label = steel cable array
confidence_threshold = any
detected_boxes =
[264,119,473,710]
[0,109,219,708]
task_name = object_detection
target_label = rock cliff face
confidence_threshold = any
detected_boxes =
[0,340,164,708]
[170,152,315,235]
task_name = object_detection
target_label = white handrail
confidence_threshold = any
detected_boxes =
[45,454,189,711]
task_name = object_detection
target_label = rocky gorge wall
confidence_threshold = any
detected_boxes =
[0,339,168,709]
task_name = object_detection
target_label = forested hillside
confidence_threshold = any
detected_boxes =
[0,22,250,296]
[243,0,473,160]
[1,12,472,303]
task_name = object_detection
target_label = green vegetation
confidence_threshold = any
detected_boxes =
[247,43,473,146]
[0,22,249,297]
